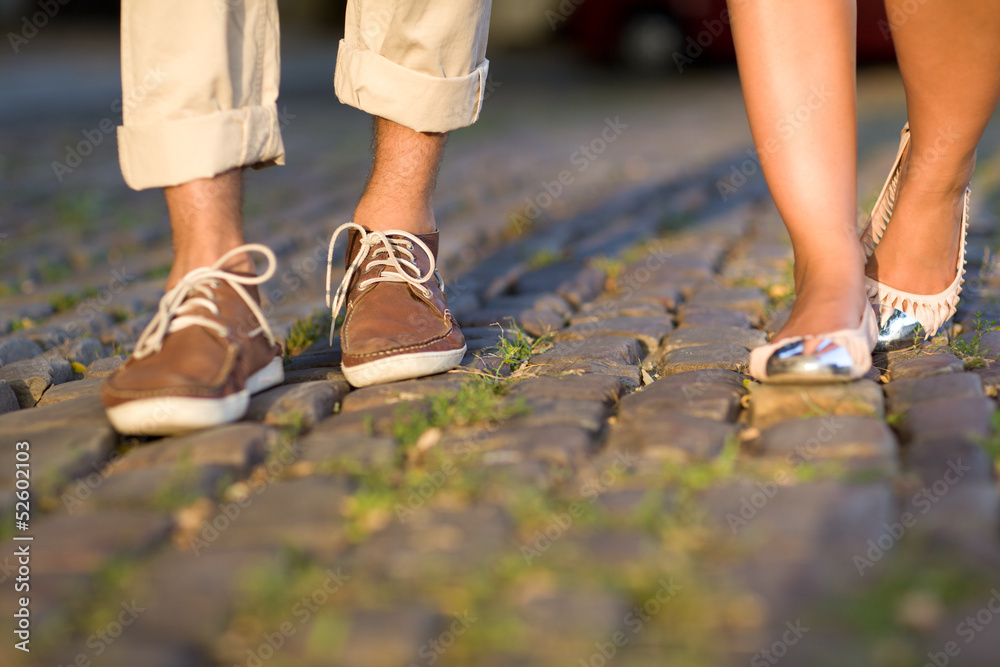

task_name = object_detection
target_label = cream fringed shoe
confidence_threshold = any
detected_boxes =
[749,304,878,383]
[860,123,972,352]
[860,123,910,258]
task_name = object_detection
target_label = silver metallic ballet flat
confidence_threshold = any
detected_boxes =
[859,123,971,352]
[749,305,878,383]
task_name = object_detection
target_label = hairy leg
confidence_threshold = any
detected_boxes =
[163,168,252,288]
[352,117,447,234]
[866,0,1000,294]
[728,0,867,341]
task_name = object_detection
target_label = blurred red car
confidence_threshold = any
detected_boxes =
[564,0,896,71]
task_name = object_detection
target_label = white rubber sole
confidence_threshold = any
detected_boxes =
[343,346,467,388]
[106,357,285,436]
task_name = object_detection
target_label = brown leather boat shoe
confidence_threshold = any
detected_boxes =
[326,223,466,387]
[101,244,284,435]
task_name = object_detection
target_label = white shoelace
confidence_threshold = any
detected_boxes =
[132,244,278,360]
[325,222,442,345]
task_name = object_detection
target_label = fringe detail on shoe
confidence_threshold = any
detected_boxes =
[860,124,910,258]
[864,187,971,338]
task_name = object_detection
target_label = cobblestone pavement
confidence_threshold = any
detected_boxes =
[3,41,1000,667]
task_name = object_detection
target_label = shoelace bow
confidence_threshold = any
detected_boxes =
[325,222,442,345]
[133,244,278,360]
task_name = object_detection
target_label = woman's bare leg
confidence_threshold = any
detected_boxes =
[728,0,867,342]
[866,0,1000,294]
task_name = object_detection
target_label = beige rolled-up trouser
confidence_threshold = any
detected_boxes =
[117,0,492,190]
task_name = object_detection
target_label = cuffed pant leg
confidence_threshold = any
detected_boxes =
[117,0,284,190]
[335,0,492,133]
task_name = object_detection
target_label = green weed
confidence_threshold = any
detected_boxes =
[944,312,997,369]
[526,248,563,270]
[48,286,99,313]
[391,378,528,450]
[284,308,333,361]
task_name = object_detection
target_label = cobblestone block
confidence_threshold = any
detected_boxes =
[703,480,895,574]
[457,349,509,376]
[135,550,284,645]
[246,380,346,430]
[575,298,668,321]
[884,372,983,414]
[527,361,643,390]
[208,476,352,556]
[36,377,104,406]
[23,326,73,351]
[619,369,747,422]
[687,286,768,315]
[506,374,628,405]
[459,307,564,336]
[515,263,606,308]
[340,377,466,412]
[63,640,205,667]
[900,396,996,441]
[0,335,43,365]
[0,424,117,498]
[630,284,682,311]
[659,326,767,353]
[514,589,629,646]
[605,413,736,461]
[530,337,642,368]
[0,381,18,415]
[905,435,996,486]
[318,400,431,438]
[84,354,125,378]
[627,253,714,288]
[519,308,567,336]
[0,512,172,575]
[0,303,55,335]
[348,506,511,580]
[0,393,109,430]
[973,365,1000,395]
[56,337,107,366]
[0,355,73,407]
[0,572,89,659]
[906,484,1000,564]
[750,416,898,472]
[112,423,274,475]
[749,381,885,430]
[436,424,594,470]
[460,325,516,342]
[888,352,965,381]
[332,607,444,667]
[657,344,750,376]
[675,305,754,329]
[504,397,610,432]
[554,316,674,353]
[297,430,398,468]
[81,463,235,511]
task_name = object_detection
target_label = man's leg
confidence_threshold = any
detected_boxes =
[328,0,492,387]
[164,169,251,288]
[102,0,285,435]
[352,119,445,236]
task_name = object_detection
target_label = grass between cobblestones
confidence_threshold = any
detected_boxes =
[283,309,334,361]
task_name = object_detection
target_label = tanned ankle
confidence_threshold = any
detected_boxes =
[353,203,437,236]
